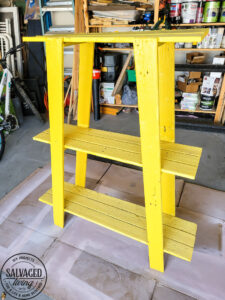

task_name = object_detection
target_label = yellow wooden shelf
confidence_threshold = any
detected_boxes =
[25,29,208,272]
[34,124,202,180]
[40,182,197,261]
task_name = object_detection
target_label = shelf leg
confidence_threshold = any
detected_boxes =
[46,38,64,228]
[158,42,175,216]
[134,38,164,272]
[75,42,94,187]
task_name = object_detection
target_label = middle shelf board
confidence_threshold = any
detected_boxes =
[40,182,197,261]
[33,124,202,179]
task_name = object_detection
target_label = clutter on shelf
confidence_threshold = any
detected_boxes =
[176,53,225,111]
[88,0,154,26]
[169,0,225,24]
[177,71,202,93]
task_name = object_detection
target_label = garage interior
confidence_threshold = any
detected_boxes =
[0,1,225,300]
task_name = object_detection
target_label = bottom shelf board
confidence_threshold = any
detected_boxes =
[40,182,197,262]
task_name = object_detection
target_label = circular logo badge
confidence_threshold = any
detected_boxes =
[0,253,47,300]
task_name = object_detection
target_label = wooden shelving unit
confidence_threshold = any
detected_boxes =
[85,0,225,124]
[25,30,207,272]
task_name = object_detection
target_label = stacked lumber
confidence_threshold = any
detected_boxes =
[90,17,129,26]
[88,0,153,27]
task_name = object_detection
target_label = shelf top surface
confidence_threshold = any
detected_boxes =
[23,28,208,43]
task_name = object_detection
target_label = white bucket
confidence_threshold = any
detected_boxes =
[181,1,198,23]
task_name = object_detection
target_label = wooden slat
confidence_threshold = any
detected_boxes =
[33,124,202,179]
[39,182,196,261]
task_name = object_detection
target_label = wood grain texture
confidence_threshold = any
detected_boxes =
[75,43,95,187]
[158,42,176,217]
[39,182,197,262]
[33,124,202,180]
[23,29,209,44]
[46,39,65,228]
[134,38,164,272]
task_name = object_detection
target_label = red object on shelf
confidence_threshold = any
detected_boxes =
[93,69,101,79]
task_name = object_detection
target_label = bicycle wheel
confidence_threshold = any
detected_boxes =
[13,79,45,123]
[0,130,5,160]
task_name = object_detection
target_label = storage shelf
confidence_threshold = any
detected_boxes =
[175,64,225,72]
[101,103,138,108]
[99,47,133,51]
[171,22,225,27]
[101,103,216,114]
[175,104,216,114]
[88,24,149,28]
[175,48,225,51]
[100,47,225,52]
[40,182,197,261]
[33,124,202,179]
[42,5,73,12]
[89,22,225,28]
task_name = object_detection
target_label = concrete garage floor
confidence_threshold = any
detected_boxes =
[1,153,225,300]
[0,114,225,300]
[0,112,224,199]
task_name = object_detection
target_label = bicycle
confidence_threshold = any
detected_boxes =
[0,43,45,160]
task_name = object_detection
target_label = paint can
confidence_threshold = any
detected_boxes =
[169,0,182,24]
[181,0,198,24]
[220,1,225,22]
[196,0,203,23]
[203,1,220,23]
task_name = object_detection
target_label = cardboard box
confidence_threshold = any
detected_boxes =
[177,78,202,93]
[185,71,201,79]
[186,52,206,64]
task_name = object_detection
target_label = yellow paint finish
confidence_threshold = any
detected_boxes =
[33,125,202,180]
[23,28,209,44]
[46,39,65,228]
[75,43,94,187]
[134,38,164,272]
[39,182,197,262]
[24,30,206,272]
[158,42,175,216]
